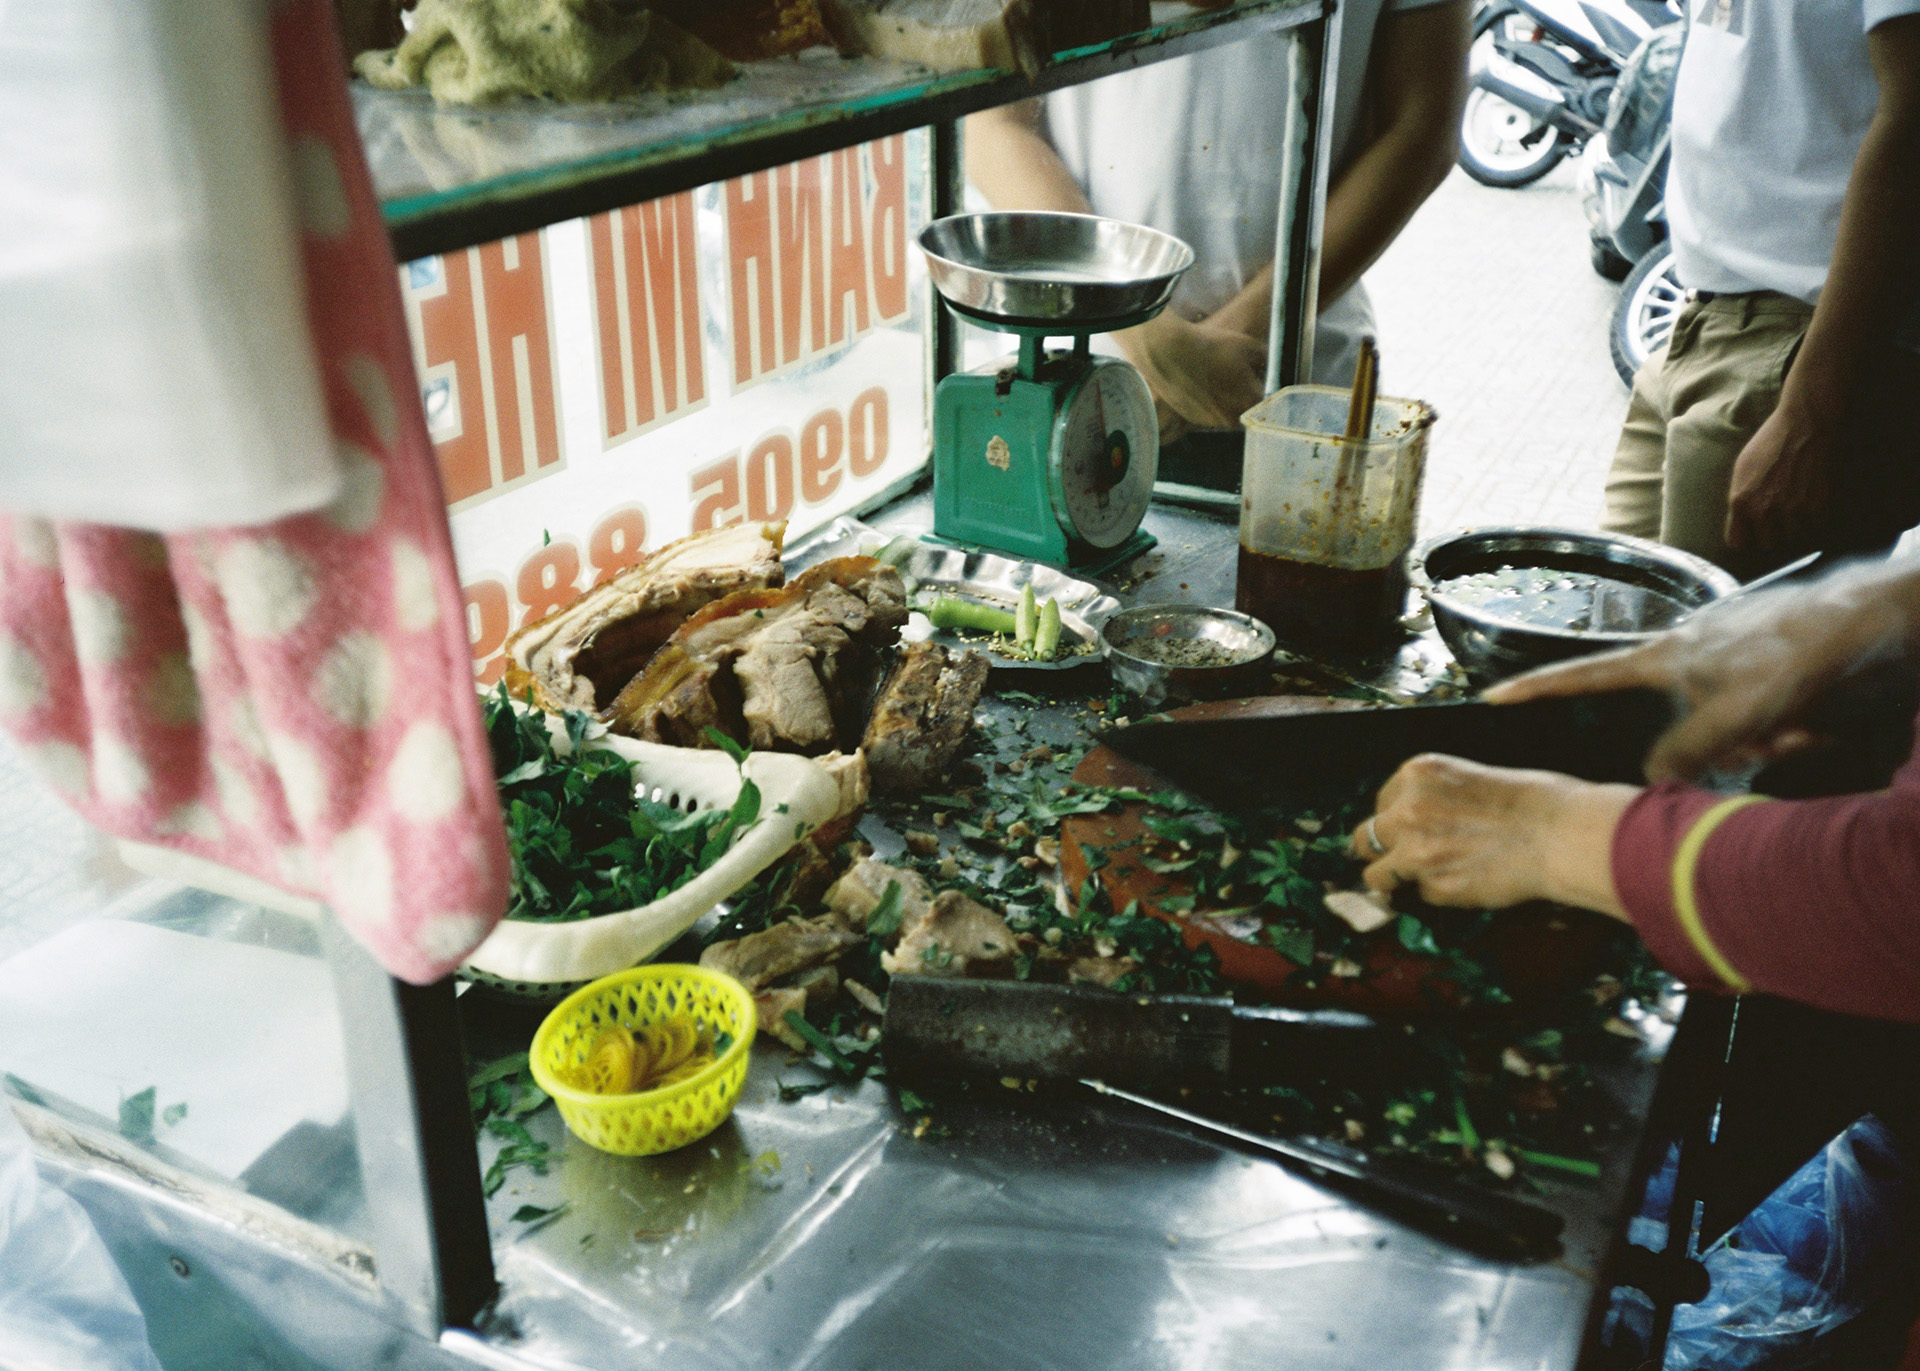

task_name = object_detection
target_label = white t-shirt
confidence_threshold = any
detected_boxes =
[1668,0,1920,345]
[1039,0,1453,388]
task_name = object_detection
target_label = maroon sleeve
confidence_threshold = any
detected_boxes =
[1611,719,1920,1024]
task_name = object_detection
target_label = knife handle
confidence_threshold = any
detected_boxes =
[1287,1137,1565,1255]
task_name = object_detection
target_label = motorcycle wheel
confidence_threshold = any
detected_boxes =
[1611,241,1683,387]
[1459,4,1570,188]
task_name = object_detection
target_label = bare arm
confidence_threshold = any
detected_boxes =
[963,101,1093,216]
[964,101,1266,430]
[1725,15,1920,550]
[1210,0,1470,338]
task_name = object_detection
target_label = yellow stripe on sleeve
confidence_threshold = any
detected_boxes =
[1670,794,1770,993]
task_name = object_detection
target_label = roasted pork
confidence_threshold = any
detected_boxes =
[881,889,1016,977]
[862,641,988,794]
[699,915,859,991]
[825,857,932,932]
[606,557,907,753]
[502,521,785,716]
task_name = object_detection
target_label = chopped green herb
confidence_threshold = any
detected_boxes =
[1396,914,1442,958]
[703,726,750,763]
[1516,1149,1602,1180]
[118,1088,156,1146]
[778,1077,836,1101]
[783,1011,863,1077]
[485,685,761,923]
[865,880,906,938]
[510,1202,570,1226]
[3,1074,46,1107]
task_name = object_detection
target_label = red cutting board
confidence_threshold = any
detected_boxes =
[1059,696,1615,1015]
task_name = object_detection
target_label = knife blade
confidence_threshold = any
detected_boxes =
[1103,690,1673,813]
[1083,1078,1564,1257]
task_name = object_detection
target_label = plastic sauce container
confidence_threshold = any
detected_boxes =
[1236,386,1436,651]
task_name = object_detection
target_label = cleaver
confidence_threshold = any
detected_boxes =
[881,976,1564,1256]
[1101,689,1674,813]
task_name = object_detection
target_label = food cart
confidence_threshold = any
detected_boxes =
[0,5,1733,1368]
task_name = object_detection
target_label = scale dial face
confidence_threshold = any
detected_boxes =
[1050,356,1157,550]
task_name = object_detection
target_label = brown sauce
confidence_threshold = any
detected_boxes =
[1235,546,1406,651]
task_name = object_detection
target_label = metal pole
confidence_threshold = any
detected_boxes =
[925,119,966,431]
[1266,0,1343,393]
[322,916,496,1336]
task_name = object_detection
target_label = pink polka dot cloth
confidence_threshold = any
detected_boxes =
[0,0,509,984]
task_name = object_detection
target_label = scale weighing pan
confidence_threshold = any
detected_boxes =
[920,212,1194,331]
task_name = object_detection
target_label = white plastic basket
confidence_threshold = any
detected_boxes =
[462,730,844,998]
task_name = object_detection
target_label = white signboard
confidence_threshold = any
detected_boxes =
[397,133,931,685]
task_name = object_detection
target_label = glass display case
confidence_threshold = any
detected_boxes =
[0,5,1480,1367]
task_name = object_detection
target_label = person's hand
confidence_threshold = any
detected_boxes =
[1113,313,1267,431]
[1724,399,1836,552]
[1154,398,1193,445]
[1350,755,1634,915]
[1485,560,1920,782]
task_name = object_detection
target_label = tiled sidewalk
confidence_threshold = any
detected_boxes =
[1366,162,1630,539]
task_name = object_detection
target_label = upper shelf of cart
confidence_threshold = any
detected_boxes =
[363,0,1328,262]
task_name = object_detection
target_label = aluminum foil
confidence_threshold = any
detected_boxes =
[790,517,1121,672]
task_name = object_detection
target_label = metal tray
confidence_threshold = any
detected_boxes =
[789,517,1120,671]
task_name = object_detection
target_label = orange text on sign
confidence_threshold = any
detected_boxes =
[403,234,563,506]
[587,192,707,445]
[724,135,911,391]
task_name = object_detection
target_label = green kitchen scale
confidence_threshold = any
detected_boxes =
[921,213,1196,576]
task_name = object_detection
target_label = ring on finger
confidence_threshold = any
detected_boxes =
[1363,816,1387,856]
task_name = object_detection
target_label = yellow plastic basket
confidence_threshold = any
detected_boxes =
[530,965,756,1157]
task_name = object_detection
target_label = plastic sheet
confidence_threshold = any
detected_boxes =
[0,1103,163,1371]
[1645,1115,1916,1370]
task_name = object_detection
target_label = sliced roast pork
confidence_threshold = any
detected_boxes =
[824,857,932,931]
[881,889,1016,977]
[699,915,860,990]
[606,557,907,753]
[502,521,786,715]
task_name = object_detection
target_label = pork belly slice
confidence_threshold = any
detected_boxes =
[825,857,932,932]
[700,915,860,991]
[606,557,907,753]
[881,889,1016,977]
[862,641,989,795]
[502,521,786,715]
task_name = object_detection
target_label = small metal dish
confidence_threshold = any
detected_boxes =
[1102,605,1277,707]
[1408,526,1739,686]
[919,212,1194,331]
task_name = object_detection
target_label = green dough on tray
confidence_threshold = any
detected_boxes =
[353,0,733,105]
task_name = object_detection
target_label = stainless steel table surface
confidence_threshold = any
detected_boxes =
[458,495,1675,1371]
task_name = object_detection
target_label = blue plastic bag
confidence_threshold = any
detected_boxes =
[1666,1114,1914,1369]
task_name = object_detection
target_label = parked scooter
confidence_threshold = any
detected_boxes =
[1460,0,1680,188]
[1575,20,1686,384]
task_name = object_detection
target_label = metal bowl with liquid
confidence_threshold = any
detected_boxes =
[1408,527,1740,685]
[919,213,1195,330]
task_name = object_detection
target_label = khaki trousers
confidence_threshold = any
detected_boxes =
[1602,291,1920,577]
